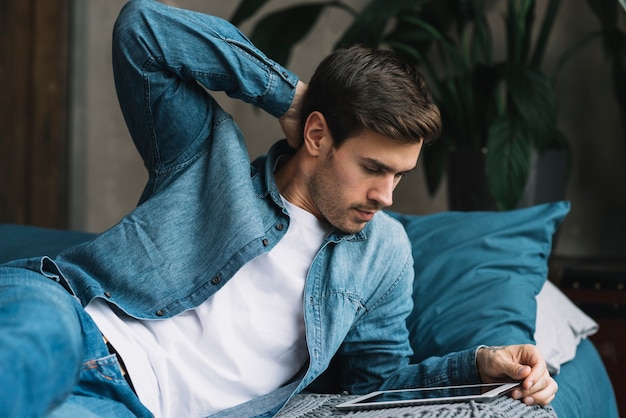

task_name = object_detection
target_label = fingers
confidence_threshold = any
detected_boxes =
[476,345,532,382]
[477,344,558,407]
[497,344,548,389]
[517,346,557,406]
[279,81,307,148]
[512,377,558,406]
[511,345,557,406]
[519,346,547,385]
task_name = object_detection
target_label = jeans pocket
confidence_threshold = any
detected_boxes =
[61,354,153,418]
[80,354,128,390]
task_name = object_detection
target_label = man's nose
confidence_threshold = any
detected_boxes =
[368,177,394,208]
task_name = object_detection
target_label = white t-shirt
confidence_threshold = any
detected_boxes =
[85,198,331,417]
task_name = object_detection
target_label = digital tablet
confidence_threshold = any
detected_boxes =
[335,382,519,411]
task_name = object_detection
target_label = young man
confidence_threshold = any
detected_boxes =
[0,0,557,416]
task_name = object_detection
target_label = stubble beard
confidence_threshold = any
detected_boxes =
[307,156,377,235]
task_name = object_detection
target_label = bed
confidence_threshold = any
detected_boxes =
[0,201,619,417]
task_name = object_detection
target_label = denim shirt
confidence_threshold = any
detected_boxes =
[26,0,480,412]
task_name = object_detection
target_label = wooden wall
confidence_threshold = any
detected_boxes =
[0,0,71,228]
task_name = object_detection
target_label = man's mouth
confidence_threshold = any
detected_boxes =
[354,208,377,222]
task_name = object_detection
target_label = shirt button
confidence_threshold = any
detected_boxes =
[276,223,284,231]
[262,238,269,246]
[211,276,221,285]
[104,291,112,298]
[156,309,166,317]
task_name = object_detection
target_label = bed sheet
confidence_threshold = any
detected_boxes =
[551,338,618,418]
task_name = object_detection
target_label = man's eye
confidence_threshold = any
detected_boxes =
[364,166,380,174]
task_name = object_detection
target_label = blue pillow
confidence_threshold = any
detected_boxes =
[389,201,570,363]
[0,224,96,264]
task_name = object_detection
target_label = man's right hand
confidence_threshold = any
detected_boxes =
[279,81,308,149]
[476,345,557,407]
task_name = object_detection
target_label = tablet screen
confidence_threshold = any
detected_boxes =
[336,383,519,410]
[357,383,509,403]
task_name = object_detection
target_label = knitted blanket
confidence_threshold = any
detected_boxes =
[276,393,557,418]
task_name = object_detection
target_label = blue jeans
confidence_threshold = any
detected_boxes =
[0,260,152,417]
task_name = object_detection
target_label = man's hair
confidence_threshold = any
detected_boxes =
[300,45,442,147]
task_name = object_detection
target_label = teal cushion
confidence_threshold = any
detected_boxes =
[0,224,95,264]
[389,201,570,362]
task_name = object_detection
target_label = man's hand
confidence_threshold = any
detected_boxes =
[476,345,558,407]
[279,81,308,149]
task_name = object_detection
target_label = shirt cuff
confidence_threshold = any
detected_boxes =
[258,64,299,118]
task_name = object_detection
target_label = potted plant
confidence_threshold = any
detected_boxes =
[231,0,625,210]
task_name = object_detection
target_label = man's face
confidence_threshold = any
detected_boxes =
[308,130,422,234]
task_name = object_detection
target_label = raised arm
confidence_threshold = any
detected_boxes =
[111,0,299,171]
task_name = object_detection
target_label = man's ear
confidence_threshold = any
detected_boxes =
[302,111,331,157]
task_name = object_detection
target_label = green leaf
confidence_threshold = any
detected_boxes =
[485,116,532,210]
[505,0,535,65]
[439,79,468,139]
[250,4,327,65]
[530,0,561,68]
[384,12,439,49]
[469,9,493,66]
[519,0,535,65]
[334,0,431,49]
[230,0,273,27]
[395,14,467,71]
[499,64,557,152]
[422,135,449,196]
